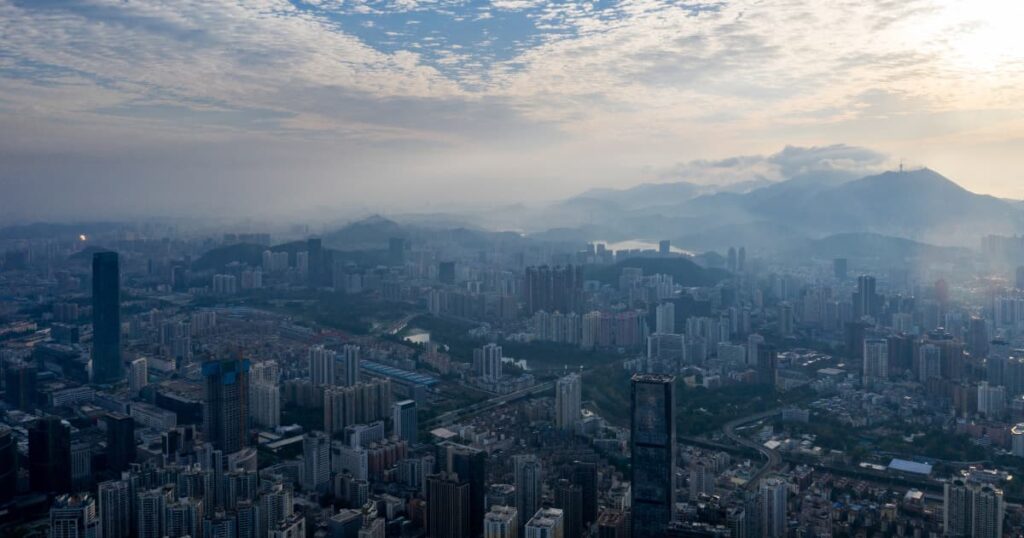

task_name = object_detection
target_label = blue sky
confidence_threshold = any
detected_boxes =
[1,0,1023,221]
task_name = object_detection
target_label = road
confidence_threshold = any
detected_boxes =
[721,408,782,489]
[424,380,556,429]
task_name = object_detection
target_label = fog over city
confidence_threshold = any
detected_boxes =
[3,0,1024,221]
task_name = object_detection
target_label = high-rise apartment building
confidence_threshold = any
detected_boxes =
[555,373,582,431]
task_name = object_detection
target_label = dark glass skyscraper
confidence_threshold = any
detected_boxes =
[203,358,251,454]
[447,443,487,538]
[92,251,123,384]
[0,427,16,502]
[630,373,676,538]
[105,412,136,473]
[29,415,72,494]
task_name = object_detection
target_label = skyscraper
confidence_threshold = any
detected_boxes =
[29,415,72,494]
[309,345,336,387]
[514,455,542,534]
[448,443,488,538]
[129,357,148,394]
[105,412,136,473]
[302,431,331,493]
[92,251,123,384]
[524,508,564,538]
[49,494,100,538]
[554,479,583,538]
[428,473,471,538]
[572,461,598,527]
[98,479,131,538]
[341,344,360,386]
[475,343,503,382]
[4,358,38,410]
[484,505,519,538]
[555,373,582,431]
[524,265,584,315]
[393,399,417,443]
[630,373,676,538]
[655,302,676,335]
[759,477,788,538]
[203,358,251,454]
[853,275,880,321]
[0,427,16,503]
[250,361,281,428]
[862,339,888,384]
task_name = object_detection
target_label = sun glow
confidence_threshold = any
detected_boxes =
[934,0,1024,72]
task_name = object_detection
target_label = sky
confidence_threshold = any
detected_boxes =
[2,0,1024,222]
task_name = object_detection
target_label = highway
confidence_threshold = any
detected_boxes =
[423,380,556,429]
[720,408,782,490]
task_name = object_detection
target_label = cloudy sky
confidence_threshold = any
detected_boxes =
[1,0,1023,222]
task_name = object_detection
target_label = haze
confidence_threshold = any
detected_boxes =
[2,0,1024,222]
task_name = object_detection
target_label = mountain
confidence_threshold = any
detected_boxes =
[551,167,1024,249]
[792,169,1023,245]
[322,215,407,250]
[792,232,971,263]
[574,182,703,209]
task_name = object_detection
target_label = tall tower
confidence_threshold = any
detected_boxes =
[428,473,471,538]
[98,479,131,538]
[514,454,543,534]
[29,415,71,494]
[393,400,417,443]
[92,251,123,384]
[630,373,676,538]
[759,477,788,538]
[555,373,582,431]
[105,412,136,473]
[448,443,488,538]
[203,358,251,454]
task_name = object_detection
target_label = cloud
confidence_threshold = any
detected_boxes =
[1,0,1024,221]
[658,145,891,185]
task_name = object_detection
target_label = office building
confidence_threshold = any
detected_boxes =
[630,374,676,538]
[92,251,123,384]
[514,455,542,534]
[428,473,471,538]
[393,399,417,443]
[203,358,251,454]
[448,443,488,538]
[0,427,16,503]
[4,358,38,410]
[555,373,582,431]
[554,479,583,538]
[29,415,72,494]
[105,412,136,473]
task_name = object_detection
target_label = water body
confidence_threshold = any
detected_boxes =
[403,329,431,344]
